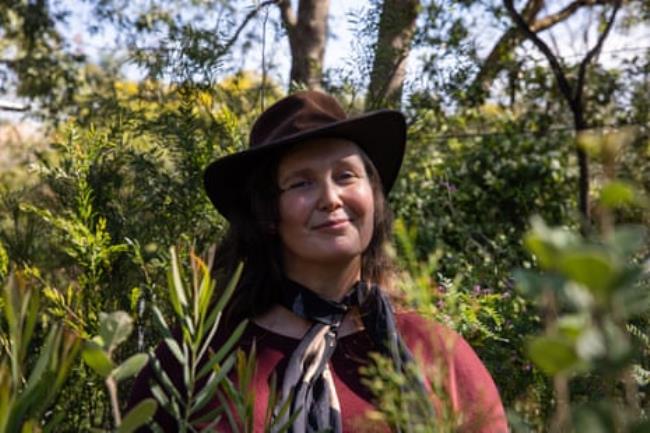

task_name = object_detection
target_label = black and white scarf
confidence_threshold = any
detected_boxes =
[272,279,431,433]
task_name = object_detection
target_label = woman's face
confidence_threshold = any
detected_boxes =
[276,138,375,269]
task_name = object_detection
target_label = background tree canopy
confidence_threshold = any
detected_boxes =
[0,1,649,432]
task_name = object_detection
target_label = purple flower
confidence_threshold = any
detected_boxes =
[440,182,458,193]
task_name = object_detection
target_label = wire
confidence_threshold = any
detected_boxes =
[420,122,648,142]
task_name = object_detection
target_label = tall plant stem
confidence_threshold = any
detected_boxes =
[105,377,122,426]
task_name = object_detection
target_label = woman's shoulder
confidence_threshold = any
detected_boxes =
[395,310,509,433]
[394,310,495,380]
[394,310,461,359]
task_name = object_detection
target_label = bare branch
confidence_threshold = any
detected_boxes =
[530,0,612,32]
[0,101,30,112]
[504,0,578,114]
[217,0,280,58]
[473,0,616,95]
[574,1,621,105]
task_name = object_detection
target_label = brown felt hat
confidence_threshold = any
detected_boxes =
[203,90,406,220]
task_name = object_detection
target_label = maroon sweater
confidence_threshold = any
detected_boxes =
[129,312,508,432]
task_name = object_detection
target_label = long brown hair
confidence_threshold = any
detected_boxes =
[211,142,396,325]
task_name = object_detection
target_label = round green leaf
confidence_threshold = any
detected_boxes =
[117,398,157,433]
[599,181,635,209]
[559,250,618,301]
[112,353,149,382]
[527,336,580,376]
[82,341,115,378]
[99,311,134,352]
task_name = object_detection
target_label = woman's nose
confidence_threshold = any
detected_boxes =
[317,179,343,211]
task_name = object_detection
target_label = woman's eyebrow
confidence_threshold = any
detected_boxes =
[278,167,314,182]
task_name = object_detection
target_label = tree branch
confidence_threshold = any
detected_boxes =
[217,0,280,58]
[472,0,546,96]
[530,0,612,32]
[473,0,616,96]
[0,101,30,112]
[574,1,621,107]
[504,0,578,114]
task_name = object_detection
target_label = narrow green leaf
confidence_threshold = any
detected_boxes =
[151,306,172,338]
[149,350,184,404]
[169,247,188,309]
[207,262,243,329]
[190,407,223,427]
[191,355,235,415]
[150,384,169,408]
[24,326,60,395]
[197,320,248,380]
[163,337,186,365]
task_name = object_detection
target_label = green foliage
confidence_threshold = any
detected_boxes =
[82,312,156,433]
[147,247,296,432]
[393,110,578,290]
[512,208,648,431]
[147,247,244,432]
[393,218,505,343]
[0,271,81,433]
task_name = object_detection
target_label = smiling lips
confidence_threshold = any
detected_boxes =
[312,218,351,230]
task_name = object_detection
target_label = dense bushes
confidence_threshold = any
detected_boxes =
[0,82,648,431]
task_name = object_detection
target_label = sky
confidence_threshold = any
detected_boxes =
[3,0,650,109]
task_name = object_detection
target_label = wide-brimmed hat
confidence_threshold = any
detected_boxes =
[203,91,406,220]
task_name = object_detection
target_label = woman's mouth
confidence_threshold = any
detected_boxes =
[313,219,350,230]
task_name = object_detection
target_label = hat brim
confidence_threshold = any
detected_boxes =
[203,109,406,220]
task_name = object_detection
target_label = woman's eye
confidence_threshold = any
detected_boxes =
[287,179,311,190]
[338,171,357,182]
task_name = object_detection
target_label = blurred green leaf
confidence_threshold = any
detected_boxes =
[612,277,650,318]
[527,336,581,375]
[599,181,636,209]
[628,419,650,433]
[557,315,589,342]
[513,268,565,299]
[559,250,618,301]
[572,403,616,433]
[605,225,647,257]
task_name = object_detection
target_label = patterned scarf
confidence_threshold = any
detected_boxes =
[272,279,431,433]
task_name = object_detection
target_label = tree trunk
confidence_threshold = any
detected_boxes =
[366,0,420,110]
[278,0,330,91]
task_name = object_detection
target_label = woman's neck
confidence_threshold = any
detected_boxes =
[283,257,361,301]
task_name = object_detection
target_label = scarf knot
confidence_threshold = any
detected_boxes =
[272,279,430,433]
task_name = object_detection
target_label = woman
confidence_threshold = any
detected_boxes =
[131,91,508,432]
